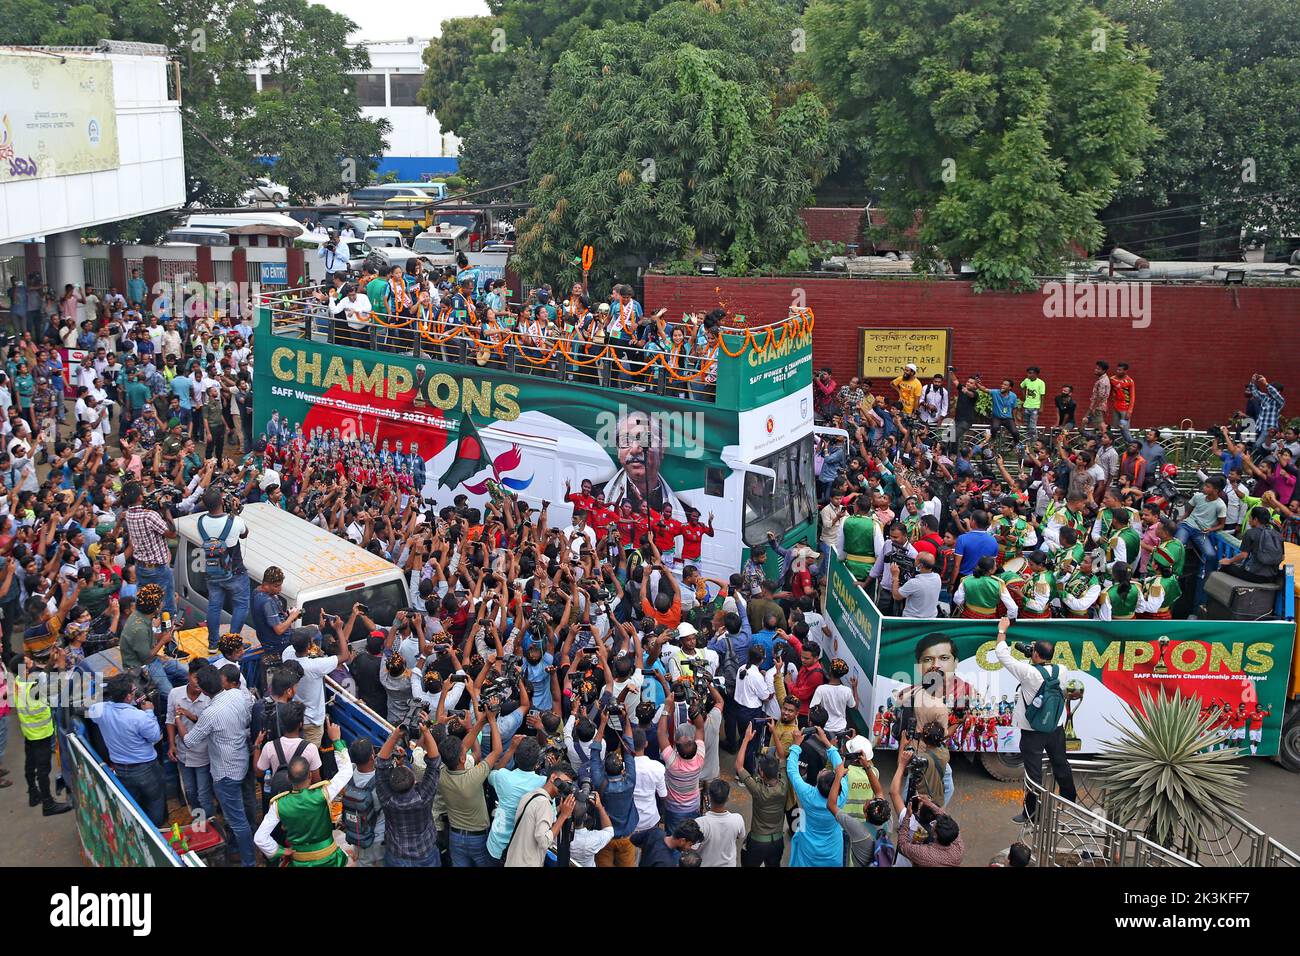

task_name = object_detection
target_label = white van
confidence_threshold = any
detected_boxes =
[174,504,408,641]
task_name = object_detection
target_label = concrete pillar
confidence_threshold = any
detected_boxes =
[287,248,306,287]
[45,229,85,295]
[231,246,248,285]
[196,246,214,285]
[23,242,42,284]
[109,245,127,292]
[142,256,162,317]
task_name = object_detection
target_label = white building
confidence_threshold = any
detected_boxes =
[249,38,459,182]
[0,41,186,287]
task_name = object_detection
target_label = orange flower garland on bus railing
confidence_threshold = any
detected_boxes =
[267,291,812,385]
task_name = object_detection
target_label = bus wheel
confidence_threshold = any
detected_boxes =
[980,752,1024,781]
[1279,707,1300,773]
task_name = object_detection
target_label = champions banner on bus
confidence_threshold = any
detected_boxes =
[867,617,1294,757]
[823,552,882,716]
[252,331,746,572]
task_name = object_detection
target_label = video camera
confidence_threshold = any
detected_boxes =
[403,706,431,742]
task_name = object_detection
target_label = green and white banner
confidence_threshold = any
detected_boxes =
[823,552,883,719]
[869,617,1294,757]
[254,328,751,573]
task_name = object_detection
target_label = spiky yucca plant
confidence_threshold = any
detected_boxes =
[1095,690,1246,850]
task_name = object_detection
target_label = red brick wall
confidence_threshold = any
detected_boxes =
[799,207,865,246]
[645,275,1300,428]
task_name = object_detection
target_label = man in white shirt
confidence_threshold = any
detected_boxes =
[994,619,1076,823]
[630,727,667,834]
[281,623,352,746]
[562,511,597,557]
[918,374,949,426]
[161,319,183,359]
[694,779,746,866]
[330,287,372,347]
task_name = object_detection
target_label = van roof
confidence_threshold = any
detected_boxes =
[176,503,402,599]
[184,212,305,235]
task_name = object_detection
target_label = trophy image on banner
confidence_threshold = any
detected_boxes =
[1064,679,1085,751]
[413,364,428,407]
[1154,634,1171,673]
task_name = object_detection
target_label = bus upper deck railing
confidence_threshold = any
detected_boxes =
[257,284,816,406]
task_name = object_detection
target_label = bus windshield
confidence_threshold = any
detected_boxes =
[742,436,816,547]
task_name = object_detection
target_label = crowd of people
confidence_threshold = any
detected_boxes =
[303,246,724,398]
[2,259,1292,870]
[0,269,972,870]
[812,362,1295,622]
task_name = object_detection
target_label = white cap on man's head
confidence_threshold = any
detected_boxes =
[844,735,874,760]
[905,363,918,372]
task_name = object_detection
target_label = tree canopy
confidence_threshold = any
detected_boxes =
[806,0,1158,289]
[1105,0,1300,258]
[511,0,836,289]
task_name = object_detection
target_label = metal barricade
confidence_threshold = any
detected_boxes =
[1025,773,1128,867]
[1126,833,1198,867]
[1032,757,1296,867]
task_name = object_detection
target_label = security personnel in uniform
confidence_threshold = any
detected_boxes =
[15,651,73,815]
[253,717,352,866]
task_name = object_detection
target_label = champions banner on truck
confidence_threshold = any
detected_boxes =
[823,552,882,713]
[61,731,181,867]
[869,617,1294,757]
[253,330,756,575]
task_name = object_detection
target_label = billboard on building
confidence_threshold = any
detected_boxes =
[0,51,120,182]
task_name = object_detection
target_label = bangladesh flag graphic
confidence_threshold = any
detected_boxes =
[438,414,494,490]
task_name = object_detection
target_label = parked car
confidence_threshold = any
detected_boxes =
[240,176,289,205]
[366,230,416,268]
[412,225,471,270]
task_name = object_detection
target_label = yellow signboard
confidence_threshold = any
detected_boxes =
[0,51,120,182]
[858,328,950,381]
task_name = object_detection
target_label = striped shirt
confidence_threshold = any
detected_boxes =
[661,745,705,814]
[183,686,254,781]
[1249,383,1285,442]
[125,506,171,565]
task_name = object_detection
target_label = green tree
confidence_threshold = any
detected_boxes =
[458,49,548,200]
[513,0,836,289]
[489,0,677,66]
[417,16,517,138]
[806,0,1158,289]
[418,0,678,142]
[1105,0,1300,258]
[241,0,389,201]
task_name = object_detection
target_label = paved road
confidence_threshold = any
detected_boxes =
[0,711,83,867]
[0,711,1295,867]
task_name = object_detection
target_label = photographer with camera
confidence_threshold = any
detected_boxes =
[504,762,579,867]
[120,479,177,615]
[868,522,918,615]
[282,611,352,748]
[890,749,964,867]
[87,671,167,825]
[890,549,941,618]
[437,696,509,867]
[370,715,443,867]
[826,739,891,867]
[995,618,1076,823]
[196,485,249,653]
